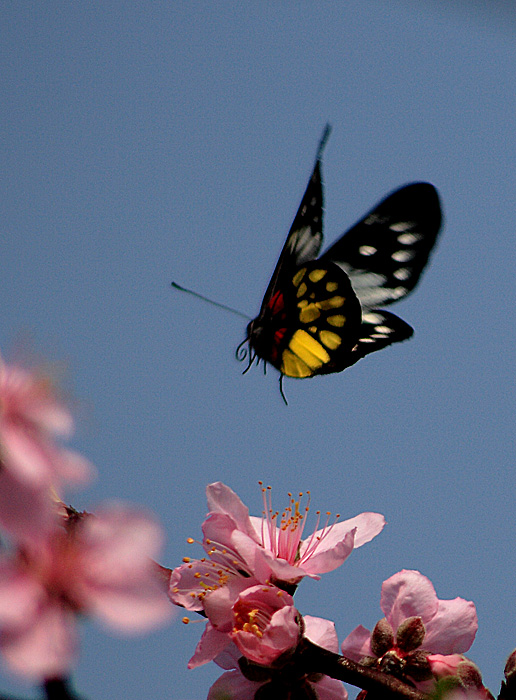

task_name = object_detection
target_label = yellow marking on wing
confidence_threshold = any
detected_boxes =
[319,330,342,350]
[281,349,312,378]
[289,330,330,369]
[308,268,327,283]
[298,303,321,323]
[326,281,338,292]
[293,268,306,287]
[327,314,346,327]
[296,282,307,298]
[318,296,345,310]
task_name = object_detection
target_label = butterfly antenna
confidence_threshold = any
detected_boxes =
[171,282,251,321]
[278,375,288,406]
[316,123,332,161]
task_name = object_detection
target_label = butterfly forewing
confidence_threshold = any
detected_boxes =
[320,183,441,310]
[259,160,324,312]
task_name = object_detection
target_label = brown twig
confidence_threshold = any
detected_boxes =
[299,639,427,700]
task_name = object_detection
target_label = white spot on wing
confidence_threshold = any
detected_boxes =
[363,312,385,324]
[398,233,420,245]
[359,245,377,256]
[390,221,413,232]
[394,268,411,281]
[392,250,414,262]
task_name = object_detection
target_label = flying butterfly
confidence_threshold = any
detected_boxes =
[235,125,442,399]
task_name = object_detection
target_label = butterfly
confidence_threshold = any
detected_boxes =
[237,126,442,400]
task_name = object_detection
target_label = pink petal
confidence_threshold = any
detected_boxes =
[340,625,372,661]
[1,424,56,487]
[298,530,355,575]
[381,570,439,630]
[206,483,256,539]
[168,561,214,612]
[0,603,78,680]
[298,513,384,560]
[304,616,339,653]
[1,424,92,488]
[76,506,172,632]
[312,675,348,700]
[233,608,297,666]
[0,560,43,626]
[82,577,173,633]
[188,622,231,668]
[208,670,262,700]
[250,544,306,583]
[334,512,386,548]
[427,653,465,677]
[0,469,54,541]
[424,599,478,654]
[214,642,242,670]
[203,577,257,631]
[79,505,164,579]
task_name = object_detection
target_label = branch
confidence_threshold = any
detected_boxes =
[299,639,427,700]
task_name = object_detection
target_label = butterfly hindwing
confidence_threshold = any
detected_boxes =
[320,183,441,310]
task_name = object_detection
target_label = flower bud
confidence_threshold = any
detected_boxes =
[370,617,394,657]
[505,649,516,680]
[456,659,484,690]
[396,616,425,652]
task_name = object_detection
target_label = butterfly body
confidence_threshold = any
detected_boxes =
[239,130,442,384]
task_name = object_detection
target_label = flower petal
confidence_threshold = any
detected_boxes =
[304,615,339,653]
[381,570,439,630]
[188,622,232,668]
[312,675,348,700]
[208,670,262,700]
[206,482,256,539]
[298,530,355,575]
[423,598,478,654]
[0,603,78,680]
[0,468,54,541]
[340,625,372,661]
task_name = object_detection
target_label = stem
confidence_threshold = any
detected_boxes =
[299,639,427,700]
[43,679,82,700]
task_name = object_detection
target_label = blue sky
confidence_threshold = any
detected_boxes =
[2,2,516,699]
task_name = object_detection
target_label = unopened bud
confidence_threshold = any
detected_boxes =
[371,617,394,657]
[456,659,484,690]
[505,649,516,679]
[396,616,425,652]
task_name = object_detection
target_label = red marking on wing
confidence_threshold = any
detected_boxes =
[270,328,286,362]
[268,291,285,315]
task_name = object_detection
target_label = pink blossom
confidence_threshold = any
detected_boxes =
[208,616,347,700]
[0,503,172,680]
[0,357,92,490]
[170,482,384,671]
[341,569,477,690]
[226,584,300,665]
[187,582,300,668]
[203,482,385,586]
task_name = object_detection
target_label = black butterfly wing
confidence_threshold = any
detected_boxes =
[261,260,362,378]
[320,182,442,311]
[316,310,414,374]
[258,159,325,314]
